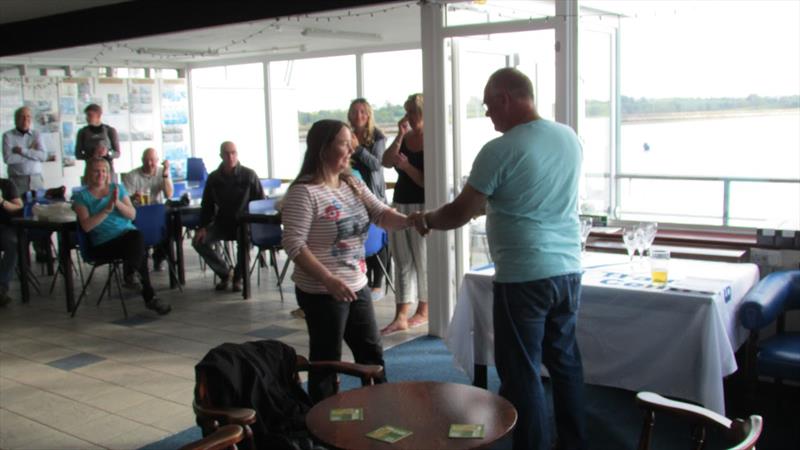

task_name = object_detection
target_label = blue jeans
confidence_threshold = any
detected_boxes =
[493,273,587,450]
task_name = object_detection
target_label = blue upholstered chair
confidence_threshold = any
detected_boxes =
[364,224,394,294]
[739,270,800,387]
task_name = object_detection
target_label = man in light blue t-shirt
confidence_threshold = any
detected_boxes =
[411,68,586,450]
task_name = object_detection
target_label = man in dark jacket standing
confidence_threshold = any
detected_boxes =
[192,141,263,292]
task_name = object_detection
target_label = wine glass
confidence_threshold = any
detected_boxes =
[622,228,638,263]
[580,218,593,253]
[641,222,658,256]
[634,227,647,262]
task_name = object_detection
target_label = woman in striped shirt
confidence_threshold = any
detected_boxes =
[281,119,411,402]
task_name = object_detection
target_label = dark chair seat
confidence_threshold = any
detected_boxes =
[758,332,800,379]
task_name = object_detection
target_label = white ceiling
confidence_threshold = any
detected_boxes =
[0,0,132,25]
[0,2,420,69]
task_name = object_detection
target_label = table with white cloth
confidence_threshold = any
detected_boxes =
[445,252,759,415]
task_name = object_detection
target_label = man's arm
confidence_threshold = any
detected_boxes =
[422,184,487,232]
[2,133,26,165]
[74,129,88,160]
[107,127,121,159]
[25,133,47,162]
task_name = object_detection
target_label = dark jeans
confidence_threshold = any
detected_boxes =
[90,230,154,302]
[366,246,389,289]
[493,273,587,450]
[296,286,386,403]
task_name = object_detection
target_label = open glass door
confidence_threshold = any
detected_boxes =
[447,29,557,283]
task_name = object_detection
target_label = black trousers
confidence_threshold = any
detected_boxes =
[90,230,154,302]
[296,286,386,402]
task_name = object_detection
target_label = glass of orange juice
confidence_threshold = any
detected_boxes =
[649,249,670,286]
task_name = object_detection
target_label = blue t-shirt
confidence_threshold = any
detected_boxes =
[467,119,582,283]
[73,183,136,246]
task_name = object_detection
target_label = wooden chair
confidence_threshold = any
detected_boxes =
[193,354,384,449]
[636,391,763,450]
[179,424,244,450]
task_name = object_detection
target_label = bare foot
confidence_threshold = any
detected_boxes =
[380,319,409,335]
[408,313,428,328]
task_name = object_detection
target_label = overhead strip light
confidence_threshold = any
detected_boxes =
[300,28,383,42]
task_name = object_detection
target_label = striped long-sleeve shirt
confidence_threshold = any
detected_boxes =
[281,178,389,294]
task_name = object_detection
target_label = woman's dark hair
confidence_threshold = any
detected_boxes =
[292,119,360,196]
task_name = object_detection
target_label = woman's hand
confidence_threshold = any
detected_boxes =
[323,275,357,302]
[350,132,360,151]
[397,117,410,138]
[396,153,410,171]
[104,187,117,213]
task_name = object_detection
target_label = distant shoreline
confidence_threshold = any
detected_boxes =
[621,108,799,124]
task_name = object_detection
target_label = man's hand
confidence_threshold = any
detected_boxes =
[323,275,357,302]
[162,159,170,173]
[407,211,430,236]
[95,147,109,158]
[131,192,142,205]
[104,187,118,213]
[193,227,207,245]
[12,146,22,155]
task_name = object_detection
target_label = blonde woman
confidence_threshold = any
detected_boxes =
[72,157,171,315]
[380,93,427,334]
[348,98,389,299]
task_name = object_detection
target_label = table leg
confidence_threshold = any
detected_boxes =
[239,223,251,300]
[474,364,488,389]
[175,212,185,285]
[58,230,76,313]
[16,227,30,303]
[167,213,177,289]
[45,237,55,275]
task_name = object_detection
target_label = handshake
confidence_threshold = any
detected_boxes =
[405,211,431,236]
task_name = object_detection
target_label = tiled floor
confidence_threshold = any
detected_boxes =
[0,246,427,450]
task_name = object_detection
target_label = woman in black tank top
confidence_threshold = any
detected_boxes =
[380,94,428,335]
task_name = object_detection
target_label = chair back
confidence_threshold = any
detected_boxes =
[75,224,94,264]
[188,186,204,202]
[172,181,187,200]
[364,224,387,258]
[260,178,282,191]
[134,204,169,248]
[248,199,281,248]
[636,391,763,450]
[186,157,208,186]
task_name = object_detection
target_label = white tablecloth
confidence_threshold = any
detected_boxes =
[445,252,759,414]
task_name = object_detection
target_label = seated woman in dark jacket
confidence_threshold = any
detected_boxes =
[72,157,171,315]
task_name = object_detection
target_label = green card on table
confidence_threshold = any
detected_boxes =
[366,425,413,443]
[329,408,364,421]
[449,424,485,439]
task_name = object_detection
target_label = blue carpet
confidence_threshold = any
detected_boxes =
[139,336,798,450]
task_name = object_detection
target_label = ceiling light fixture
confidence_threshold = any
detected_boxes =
[300,28,382,42]
[135,47,219,57]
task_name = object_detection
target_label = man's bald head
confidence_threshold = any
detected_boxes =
[486,67,535,101]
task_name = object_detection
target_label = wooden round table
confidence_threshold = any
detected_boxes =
[305,381,517,450]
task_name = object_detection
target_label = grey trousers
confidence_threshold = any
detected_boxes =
[192,223,241,280]
[389,203,428,304]
[10,174,44,194]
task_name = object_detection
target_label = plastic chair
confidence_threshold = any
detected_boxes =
[134,204,182,292]
[72,224,127,318]
[172,181,187,200]
[364,224,395,294]
[259,178,282,197]
[248,199,289,301]
[186,157,208,187]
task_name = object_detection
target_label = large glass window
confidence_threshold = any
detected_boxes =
[584,0,800,228]
[269,55,356,180]
[362,49,423,185]
[190,63,267,176]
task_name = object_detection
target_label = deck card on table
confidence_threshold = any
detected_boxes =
[366,425,413,443]
[449,424,486,439]
[329,408,364,421]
